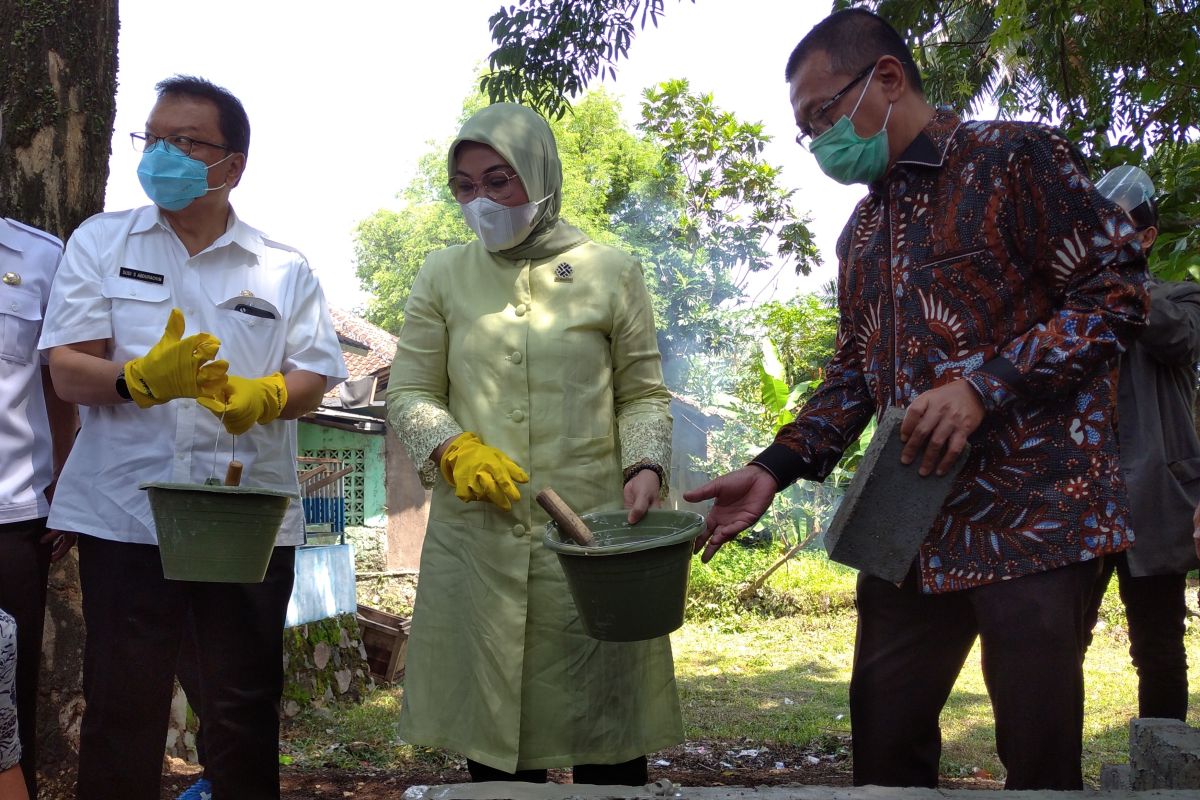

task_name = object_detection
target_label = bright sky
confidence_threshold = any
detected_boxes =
[105,1,867,311]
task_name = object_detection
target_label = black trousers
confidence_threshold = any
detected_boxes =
[850,558,1100,790]
[466,756,649,785]
[75,536,294,800]
[1083,550,1189,720]
[0,518,51,799]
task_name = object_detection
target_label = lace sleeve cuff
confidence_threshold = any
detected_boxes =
[387,397,462,490]
[619,414,672,499]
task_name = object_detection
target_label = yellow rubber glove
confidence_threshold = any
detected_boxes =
[439,432,529,511]
[124,308,228,408]
[197,372,288,435]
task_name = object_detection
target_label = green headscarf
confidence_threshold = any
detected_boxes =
[448,103,589,261]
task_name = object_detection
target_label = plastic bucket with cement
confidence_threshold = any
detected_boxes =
[543,509,704,642]
[141,482,294,583]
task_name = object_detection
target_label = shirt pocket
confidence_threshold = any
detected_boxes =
[0,285,43,365]
[100,275,173,358]
[213,296,285,376]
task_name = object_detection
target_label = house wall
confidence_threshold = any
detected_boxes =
[385,432,430,570]
[298,422,387,526]
[669,396,719,513]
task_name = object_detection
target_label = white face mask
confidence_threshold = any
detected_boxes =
[461,194,550,252]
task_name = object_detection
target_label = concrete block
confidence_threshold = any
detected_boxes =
[823,407,969,582]
[1101,763,1131,790]
[1130,717,1200,790]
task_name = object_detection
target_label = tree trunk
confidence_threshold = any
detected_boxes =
[0,0,118,239]
[0,0,119,780]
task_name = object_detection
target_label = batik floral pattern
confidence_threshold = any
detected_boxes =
[764,111,1148,593]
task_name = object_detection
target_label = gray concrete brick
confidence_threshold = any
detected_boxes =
[1130,717,1200,790]
[1099,763,1130,790]
[822,407,969,583]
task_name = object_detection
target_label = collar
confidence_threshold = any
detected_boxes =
[133,204,265,261]
[894,108,961,169]
[0,219,24,255]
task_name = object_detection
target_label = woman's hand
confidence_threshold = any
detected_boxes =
[624,469,662,524]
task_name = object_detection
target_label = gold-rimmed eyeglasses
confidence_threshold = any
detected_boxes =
[448,170,522,204]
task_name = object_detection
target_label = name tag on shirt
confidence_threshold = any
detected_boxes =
[119,267,165,285]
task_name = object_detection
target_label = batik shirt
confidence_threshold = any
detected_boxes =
[754,110,1149,593]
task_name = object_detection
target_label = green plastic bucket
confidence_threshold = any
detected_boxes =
[543,509,704,642]
[141,482,294,583]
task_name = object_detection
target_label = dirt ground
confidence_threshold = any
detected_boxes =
[37,736,1002,799]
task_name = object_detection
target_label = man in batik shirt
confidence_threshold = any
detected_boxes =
[687,9,1148,792]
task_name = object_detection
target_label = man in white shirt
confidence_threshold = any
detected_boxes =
[39,76,347,800]
[0,109,78,800]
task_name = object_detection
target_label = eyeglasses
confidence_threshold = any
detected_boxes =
[795,63,876,149]
[130,132,230,158]
[448,170,522,204]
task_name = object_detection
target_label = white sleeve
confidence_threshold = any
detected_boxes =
[283,260,348,389]
[38,221,113,350]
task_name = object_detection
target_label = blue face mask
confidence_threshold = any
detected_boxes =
[136,141,233,211]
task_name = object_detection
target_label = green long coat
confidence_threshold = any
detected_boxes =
[387,237,683,772]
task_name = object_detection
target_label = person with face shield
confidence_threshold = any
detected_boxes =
[684,8,1150,792]
[386,103,681,784]
[38,75,347,800]
[1081,165,1200,723]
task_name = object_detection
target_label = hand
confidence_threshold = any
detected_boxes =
[124,308,228,407]
[900,380,984,476]
[439,432,529,511]
[40,529,77,562]
[624,468,662,524]
[683,465,778,563]
[198,372,287,435]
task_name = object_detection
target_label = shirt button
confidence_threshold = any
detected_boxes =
[511,523,526,538]
[514,303,528,317]
[9,303,17,312]
[511,410,525,423]
[510,351,523,364]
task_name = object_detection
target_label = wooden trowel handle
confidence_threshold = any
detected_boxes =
[536,488,595,547]
[224,460,243,487]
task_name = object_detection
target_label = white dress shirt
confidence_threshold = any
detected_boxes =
[39,205,347,545]
[0,218,63,524]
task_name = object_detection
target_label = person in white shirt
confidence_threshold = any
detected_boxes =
[39,75,347,800]
[0,109,78,800]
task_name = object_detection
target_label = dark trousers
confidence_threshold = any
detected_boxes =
[466,756,649,785]
[1083,550,1189,720]
[0,518,51,799]
[75,536,295,800]
[850,558,1100,790]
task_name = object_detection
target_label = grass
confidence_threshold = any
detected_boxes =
[292,551,1200,787]
[672,572,1200,785]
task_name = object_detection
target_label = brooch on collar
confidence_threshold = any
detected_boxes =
[554,262,573,282]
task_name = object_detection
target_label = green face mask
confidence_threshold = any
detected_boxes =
[809,69,893,186]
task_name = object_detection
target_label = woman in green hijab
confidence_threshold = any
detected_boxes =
[386,103,682,783]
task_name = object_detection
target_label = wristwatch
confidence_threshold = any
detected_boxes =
[115,370,132,401]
